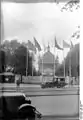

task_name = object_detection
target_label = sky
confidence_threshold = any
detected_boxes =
[1,2,80,63]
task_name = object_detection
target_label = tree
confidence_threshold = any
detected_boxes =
[1,40,22,70]
[13,45,27,83]
[14,45,27,74]
[55,0,80,77]
[55,43,79,77]
[0,49,6,72]
[2,39,21,54]
[13,45,35,81]
[0,49,6,82]
[61,0,80,12]
[10,39,21,52]
[65,43,79,77]
[71,26,80,39]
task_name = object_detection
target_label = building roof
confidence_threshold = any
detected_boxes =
[43,51,54,64]
[39,48,55,64]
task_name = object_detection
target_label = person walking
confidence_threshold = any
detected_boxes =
[15,75,21,91]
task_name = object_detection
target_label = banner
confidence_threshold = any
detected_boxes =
[27,40,36,53]
[55,37,63,50]
[34,37,41,51]
[63,40,70,48]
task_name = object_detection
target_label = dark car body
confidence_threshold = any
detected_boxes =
[41,77,67,88]
[0,72,15,83]
[0,92,42,120]
[54,77,67,88]
[0,92,27,119]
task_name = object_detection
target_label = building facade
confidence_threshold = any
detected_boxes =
[39,45,55,76]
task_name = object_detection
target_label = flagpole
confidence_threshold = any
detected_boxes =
[32,52,33,78]
[54,36,64,78]
[69,39,72,85]
[54,46,55,78]
[26,46,28,77]
[63,40,65,78]
[42,52,44,83]
[69,49,71,84]
[76,50,78,77]
[63,50,65,78]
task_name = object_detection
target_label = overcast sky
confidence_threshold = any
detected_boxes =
[2,2,80,63]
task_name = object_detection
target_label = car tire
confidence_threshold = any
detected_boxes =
[18,104,36,120]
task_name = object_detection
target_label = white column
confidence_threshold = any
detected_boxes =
[32,52,33,78]
[54,47,56,77]
[63,48,65,78]
[42,52,43,83]
[26,47,28,77]
[69,40,72,86]
[62,40,65,78]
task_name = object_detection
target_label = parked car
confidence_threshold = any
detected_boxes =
[54,77,67,88]
[0,92,42,120]
[41,76,67,88]
[0,72,15,83]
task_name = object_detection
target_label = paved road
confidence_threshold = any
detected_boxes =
[29,95,79,116]
[0,83,79,87]
[0,83,40,88]
[0,83,79,119]
[40,116,79,120]
[0,83,79,96]
[12,116,79,120]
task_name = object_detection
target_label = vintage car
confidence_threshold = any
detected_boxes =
[53,76,67,88]
[41,76,67,88]
[0,72,15,83]
[0,92,42,120]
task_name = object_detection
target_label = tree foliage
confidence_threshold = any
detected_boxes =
[61,0,80,12]
[2,39,21,53]
[13,45,27,75]
[71,26,80,39]
[56,43,79,77]
[0,40,39,77]
[0,49,6,72]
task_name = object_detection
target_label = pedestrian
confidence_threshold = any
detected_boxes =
[15,75,21,91]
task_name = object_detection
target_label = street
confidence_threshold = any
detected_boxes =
[39,116,79,120]
[0,83,79,119]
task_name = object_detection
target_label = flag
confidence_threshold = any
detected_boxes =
[70,41,73,49]
[27,40,36,53]
[71,32,77,38]
[63,40,70,48]
[76,34,80,39]
[55,38,63,50]
[71,30,80,39]
[34,37,41,51]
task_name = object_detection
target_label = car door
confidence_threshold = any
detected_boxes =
[0,96,4,119]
